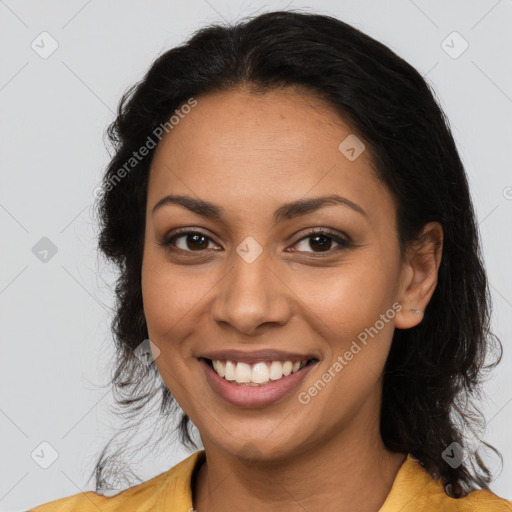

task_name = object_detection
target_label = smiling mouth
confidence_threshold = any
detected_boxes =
[200,357,318,387]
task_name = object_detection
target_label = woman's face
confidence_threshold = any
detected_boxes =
[142,86,425,460]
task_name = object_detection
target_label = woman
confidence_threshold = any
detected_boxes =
[30,10,511,511]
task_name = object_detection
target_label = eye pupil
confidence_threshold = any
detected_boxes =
[310,235,332,252]
[188,233,208,250]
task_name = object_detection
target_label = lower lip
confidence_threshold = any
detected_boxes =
[200,358,317,408]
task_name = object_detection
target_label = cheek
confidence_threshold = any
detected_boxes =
[141,256,200,407]
[141,250,212,340]
[291,251,399,398]
[295,256,399,337]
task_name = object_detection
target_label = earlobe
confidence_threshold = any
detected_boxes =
[394,306,424,329]
[394,222,443,329]
[394,305,424,329]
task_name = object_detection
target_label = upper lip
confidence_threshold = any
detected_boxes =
[199,349,318,363]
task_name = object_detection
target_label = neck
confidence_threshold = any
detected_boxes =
[192,418,406,511]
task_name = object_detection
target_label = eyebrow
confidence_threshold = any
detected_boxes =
[151,193,367,222]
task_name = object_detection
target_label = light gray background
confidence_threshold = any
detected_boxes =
[1,1,511,510]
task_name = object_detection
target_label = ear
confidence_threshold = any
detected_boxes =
[394,221,443,329]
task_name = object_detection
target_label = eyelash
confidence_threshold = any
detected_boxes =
[157,228,352,257]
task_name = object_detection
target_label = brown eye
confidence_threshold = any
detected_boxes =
[307,234,333,252]
[157,230,219,253]
[292,230,351,254]
[174,232,212,251]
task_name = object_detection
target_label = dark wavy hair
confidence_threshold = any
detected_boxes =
[90,9,503,498]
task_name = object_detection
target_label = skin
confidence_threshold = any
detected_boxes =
[141,85,443,511]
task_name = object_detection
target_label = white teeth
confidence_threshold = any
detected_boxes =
[216,360,225,378]
[269,361,283,380]
[210,359,310,385]
[251,362,270,383]
[224,360,236,381]
[234,362,252,383]
[282,361,293,376]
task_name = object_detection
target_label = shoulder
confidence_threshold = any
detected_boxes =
[423,484,512,511]
[451,488,512,511]
[28,450,205,512]
[381,454,512,512]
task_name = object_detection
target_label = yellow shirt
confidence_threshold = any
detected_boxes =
[29,451,511,511]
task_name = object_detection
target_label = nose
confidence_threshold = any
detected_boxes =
[210,247,293,336]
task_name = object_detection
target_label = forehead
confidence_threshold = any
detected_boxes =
[147,86,391,218]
